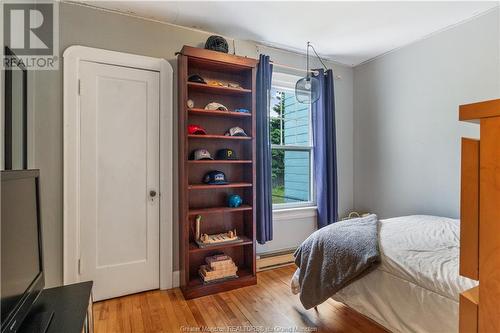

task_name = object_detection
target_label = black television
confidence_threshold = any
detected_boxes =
[1,170,52,333]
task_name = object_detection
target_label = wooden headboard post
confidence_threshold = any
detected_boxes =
[459,99,500,332]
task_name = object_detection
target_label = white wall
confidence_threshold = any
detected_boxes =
[353,8,500,219]
[33,2,354,286]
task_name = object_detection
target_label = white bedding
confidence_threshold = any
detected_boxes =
[294,215,478,333]
[377,215,477,301]
[332,215,478,333]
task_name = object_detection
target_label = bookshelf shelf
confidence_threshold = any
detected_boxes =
[188,205,252,216]
[188,134,252,140]
[188,108,252,118]
[187,160,252,165]
[187,82,252,95]
[189,236,253,253]
[188,183,252,190]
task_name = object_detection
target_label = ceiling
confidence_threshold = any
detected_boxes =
[78,1,498,66]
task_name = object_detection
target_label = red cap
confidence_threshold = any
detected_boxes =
[188,124,207,135]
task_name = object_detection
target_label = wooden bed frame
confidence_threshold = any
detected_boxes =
[459,99,500,332]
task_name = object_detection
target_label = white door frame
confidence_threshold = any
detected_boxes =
[63,46,173,289]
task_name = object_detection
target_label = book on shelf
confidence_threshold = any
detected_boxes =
[199,264,238,278]
[199,274,239,285]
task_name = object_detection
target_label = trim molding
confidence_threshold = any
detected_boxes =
[273,206,317,221]
[63,45,174,290]
[173,270,180,288]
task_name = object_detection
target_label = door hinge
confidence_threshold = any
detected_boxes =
[78,259,81,275]
[78,79,81,95]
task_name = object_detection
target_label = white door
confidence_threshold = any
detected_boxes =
[78,61,160,301]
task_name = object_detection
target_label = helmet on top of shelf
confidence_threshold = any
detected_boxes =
[205,35,229,53]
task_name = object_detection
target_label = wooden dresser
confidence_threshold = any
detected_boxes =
[459,99,500,332]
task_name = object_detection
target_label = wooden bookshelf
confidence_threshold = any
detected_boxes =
[178,45,258,299]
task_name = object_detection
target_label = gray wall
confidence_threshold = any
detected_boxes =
[34,2,354,287]
[353,8,500,219]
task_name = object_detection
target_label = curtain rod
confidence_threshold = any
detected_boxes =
[270,62,343,80]
[271,61,320,75]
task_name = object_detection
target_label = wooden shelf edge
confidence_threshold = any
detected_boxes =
[188,205,252,215]
[188,108,252,117]
[189,236,253,253]
[188,182,252,190]
[182,270,256,299]
[188,134,252,140]
[460,99,500,121]
[181,46,258,68]
[188,82,252,94]
[461,285,479,305]
[188,160,252,164]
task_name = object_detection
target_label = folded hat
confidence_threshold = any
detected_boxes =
[192,149,213,160]
[208,80,225,87]
[188,74,206,84]
[203,170,228,185]
[227,82,241,89]
[216,148,236,160]
[225,126,247,137]
[188,124,207,135]
[205,102,228,111]
[234,108,250,113]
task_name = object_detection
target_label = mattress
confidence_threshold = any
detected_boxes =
[332,215,478,333]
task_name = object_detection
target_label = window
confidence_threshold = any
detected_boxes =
[270,73,314,209]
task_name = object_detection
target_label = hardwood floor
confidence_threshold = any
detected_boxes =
[93,265,388,333]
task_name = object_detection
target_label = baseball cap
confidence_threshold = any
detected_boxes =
[192,149,213,160]
[227,82,241,89]
[188,74,206,84]
[188,124,207,135]
[216,149,237,160]
[205,102,228,111]
[208,81,225,87]
[203,170,228,185]
[234,108,250,113]
[225,126,247,137]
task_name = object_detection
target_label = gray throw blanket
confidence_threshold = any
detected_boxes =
[294,214,380,309]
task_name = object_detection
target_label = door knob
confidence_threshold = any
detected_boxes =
[149,190,157,198]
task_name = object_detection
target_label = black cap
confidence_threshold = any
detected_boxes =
[188,74,206,84]
[203,170,228,185]
[216,149,237,160]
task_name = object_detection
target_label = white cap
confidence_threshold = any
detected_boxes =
[205,102,228,111]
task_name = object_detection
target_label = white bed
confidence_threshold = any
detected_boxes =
[292,215,478,332]
[331,215,477,333]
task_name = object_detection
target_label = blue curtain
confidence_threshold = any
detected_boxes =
[312,69,338,228]
[256,55,273,244]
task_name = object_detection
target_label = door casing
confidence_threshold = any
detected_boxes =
[63,45,173,289]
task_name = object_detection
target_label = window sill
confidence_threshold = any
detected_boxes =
[273,206,317,221]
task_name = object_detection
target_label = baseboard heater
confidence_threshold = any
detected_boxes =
[256,248,296,272]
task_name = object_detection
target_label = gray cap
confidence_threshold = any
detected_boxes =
[193,149,213,160]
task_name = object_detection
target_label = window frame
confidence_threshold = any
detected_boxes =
[270,72,316,210]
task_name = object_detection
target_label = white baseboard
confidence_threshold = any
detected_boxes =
[172,270,180,288]
[257,248,296,272]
